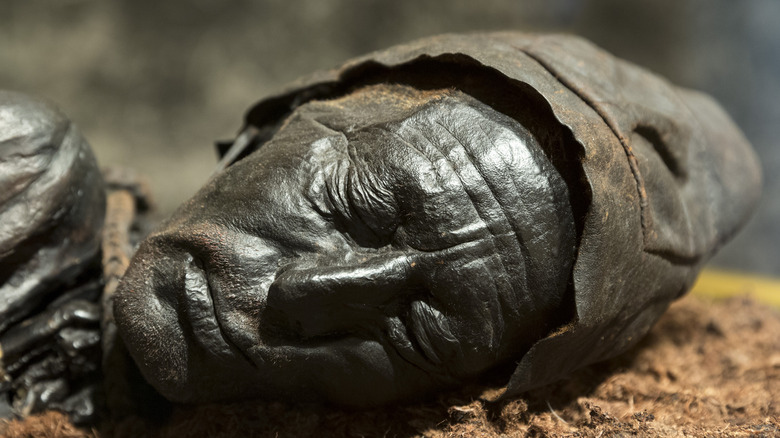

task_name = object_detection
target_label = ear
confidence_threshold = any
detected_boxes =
[266,251,419,338]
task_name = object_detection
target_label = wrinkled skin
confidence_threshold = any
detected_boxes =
[115,33,761,406]
[116,86,576,404]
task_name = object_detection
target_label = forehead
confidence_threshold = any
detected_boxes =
[226,84,472,194]
[242,84,561,246]
[254,83,531,171]
[229,83,549,198]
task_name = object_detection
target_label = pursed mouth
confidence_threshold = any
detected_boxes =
[387,300,463,376]
[385,314,440,374]
[182,255,244,362]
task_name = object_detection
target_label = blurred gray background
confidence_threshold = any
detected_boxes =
[2,0,777,275]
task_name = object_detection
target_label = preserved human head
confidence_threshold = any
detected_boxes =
[114,33,761,406]
[115,84,577,404]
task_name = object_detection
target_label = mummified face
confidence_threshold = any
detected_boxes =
[114,85,576,405]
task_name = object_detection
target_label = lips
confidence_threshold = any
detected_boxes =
[384,304,463,379]
[181,254,238,361]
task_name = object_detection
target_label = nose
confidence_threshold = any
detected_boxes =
[142,221,258,279]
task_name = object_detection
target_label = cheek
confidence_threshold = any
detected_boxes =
[414,242,515,373]
[391,179,491,254]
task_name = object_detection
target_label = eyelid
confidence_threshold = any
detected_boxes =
[344,159,400,237]
[316,148,400,248]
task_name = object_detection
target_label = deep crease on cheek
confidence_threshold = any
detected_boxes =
[335,244,499,372]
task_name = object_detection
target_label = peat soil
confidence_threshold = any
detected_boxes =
[2,294,779,437]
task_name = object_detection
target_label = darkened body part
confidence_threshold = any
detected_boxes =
[115,32,761,407]
[0,90,106,423]
[0,91,105,332]
[116,83,577,405]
